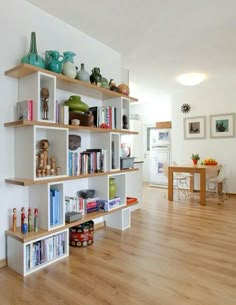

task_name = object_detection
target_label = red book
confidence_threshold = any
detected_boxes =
[16,99,33,121]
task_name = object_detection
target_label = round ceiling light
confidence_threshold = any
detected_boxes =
[176,73,206,86]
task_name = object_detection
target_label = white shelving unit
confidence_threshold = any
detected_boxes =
[5,64,139,276]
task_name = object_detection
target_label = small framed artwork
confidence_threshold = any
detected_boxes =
[210,113,235,138]
[184,116,206,140]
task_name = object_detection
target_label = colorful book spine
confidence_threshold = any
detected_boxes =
[16,99,33,121]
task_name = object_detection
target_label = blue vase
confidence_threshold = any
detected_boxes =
[21,32,45,69]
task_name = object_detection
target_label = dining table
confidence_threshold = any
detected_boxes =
[168,164,222,205]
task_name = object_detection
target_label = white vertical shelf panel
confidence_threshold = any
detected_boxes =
[111,133,120,171]
[15,127,35,180]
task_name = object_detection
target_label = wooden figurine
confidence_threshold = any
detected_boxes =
[34,208,39,232]
[50,156,56,173]
[39,139,49,169]
[41,87,49,120]
[12,208,17,232]
[22,216,28,234]
[28,208,33,232]
[21,207,25,230]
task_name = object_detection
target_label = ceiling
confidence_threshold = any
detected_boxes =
[25,0,236,98]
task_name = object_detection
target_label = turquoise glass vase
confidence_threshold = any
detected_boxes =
[21,32,45,69]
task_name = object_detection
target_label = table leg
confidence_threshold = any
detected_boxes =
[199,170,206,205]
[189,175,194,193]
[168,168,173,201]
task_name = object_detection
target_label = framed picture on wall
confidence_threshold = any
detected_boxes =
[210,113,235,138]
[184,116,206,139]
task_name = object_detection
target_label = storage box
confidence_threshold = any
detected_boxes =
[120,157,135,169]
[69,221,94,247]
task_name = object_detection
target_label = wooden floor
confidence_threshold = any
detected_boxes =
[1,185,236,305]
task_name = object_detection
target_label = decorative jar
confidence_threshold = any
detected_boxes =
[76,63,90,82]
[109,177,117,199]
[21,32,45,68]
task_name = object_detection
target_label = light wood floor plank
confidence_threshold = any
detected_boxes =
[0,185,236,305]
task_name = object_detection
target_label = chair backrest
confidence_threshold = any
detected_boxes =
[163,162,169,178]
[217,164,229,182]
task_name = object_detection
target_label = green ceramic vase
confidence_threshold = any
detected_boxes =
[109,177,117,199]
[21,32,45,69]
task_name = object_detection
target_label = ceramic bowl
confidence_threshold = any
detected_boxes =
[78,189,95,199]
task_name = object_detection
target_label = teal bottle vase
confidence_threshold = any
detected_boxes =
[21,32,45,69]
[76,63,90,82]
[109,177,117,199]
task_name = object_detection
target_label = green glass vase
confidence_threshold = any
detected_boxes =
[21,32,45,69]
[109,177,117,199]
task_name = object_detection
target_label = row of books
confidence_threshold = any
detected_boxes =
[68,149,106,176]
[65,196,84,215]
[25,232,66,271]
[50,189,61,226]
[56,102,69,124]
[89,106,117,129]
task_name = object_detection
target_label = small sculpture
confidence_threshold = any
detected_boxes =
[122,114,128,129]
[12,208,17,232]
[39,139,49,169]
[41,88,49,120]
[109,79,119,92]
[34,208,39,232]
[28,208,33,232]
[90,67,102,85]
[21,207,25,230]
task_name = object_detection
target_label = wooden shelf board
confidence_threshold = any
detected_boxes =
[5,201,138,243]
[5,64,138,102]
[5,168,139,186]
[4,120,138,135]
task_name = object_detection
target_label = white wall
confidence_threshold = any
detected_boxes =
[0,0,121,260]
[171,85,236,192]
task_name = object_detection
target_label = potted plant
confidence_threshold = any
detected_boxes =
[191,153,200,165]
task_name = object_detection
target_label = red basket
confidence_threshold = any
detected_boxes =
[69,221,94,247]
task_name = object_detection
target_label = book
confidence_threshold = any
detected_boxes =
[59,104,69,124]
[16,99,33,121]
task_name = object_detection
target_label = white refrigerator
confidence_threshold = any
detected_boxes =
[149,128,171,187]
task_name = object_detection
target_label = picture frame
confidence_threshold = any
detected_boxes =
[184,116,206,140]
[210,113,235,138]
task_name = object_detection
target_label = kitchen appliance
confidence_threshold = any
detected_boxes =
[149,128,171,187]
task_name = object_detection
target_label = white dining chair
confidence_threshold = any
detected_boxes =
[206,164,229,203]
[163,162,189,200]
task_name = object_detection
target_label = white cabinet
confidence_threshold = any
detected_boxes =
[18,72,56,122]
[15,125,68,180]
[7,229,68,276]
[5,64,139,276]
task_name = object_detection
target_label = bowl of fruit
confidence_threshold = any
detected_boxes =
[203,158,218,165]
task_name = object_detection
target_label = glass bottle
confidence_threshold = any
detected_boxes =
[76,63,90,82]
